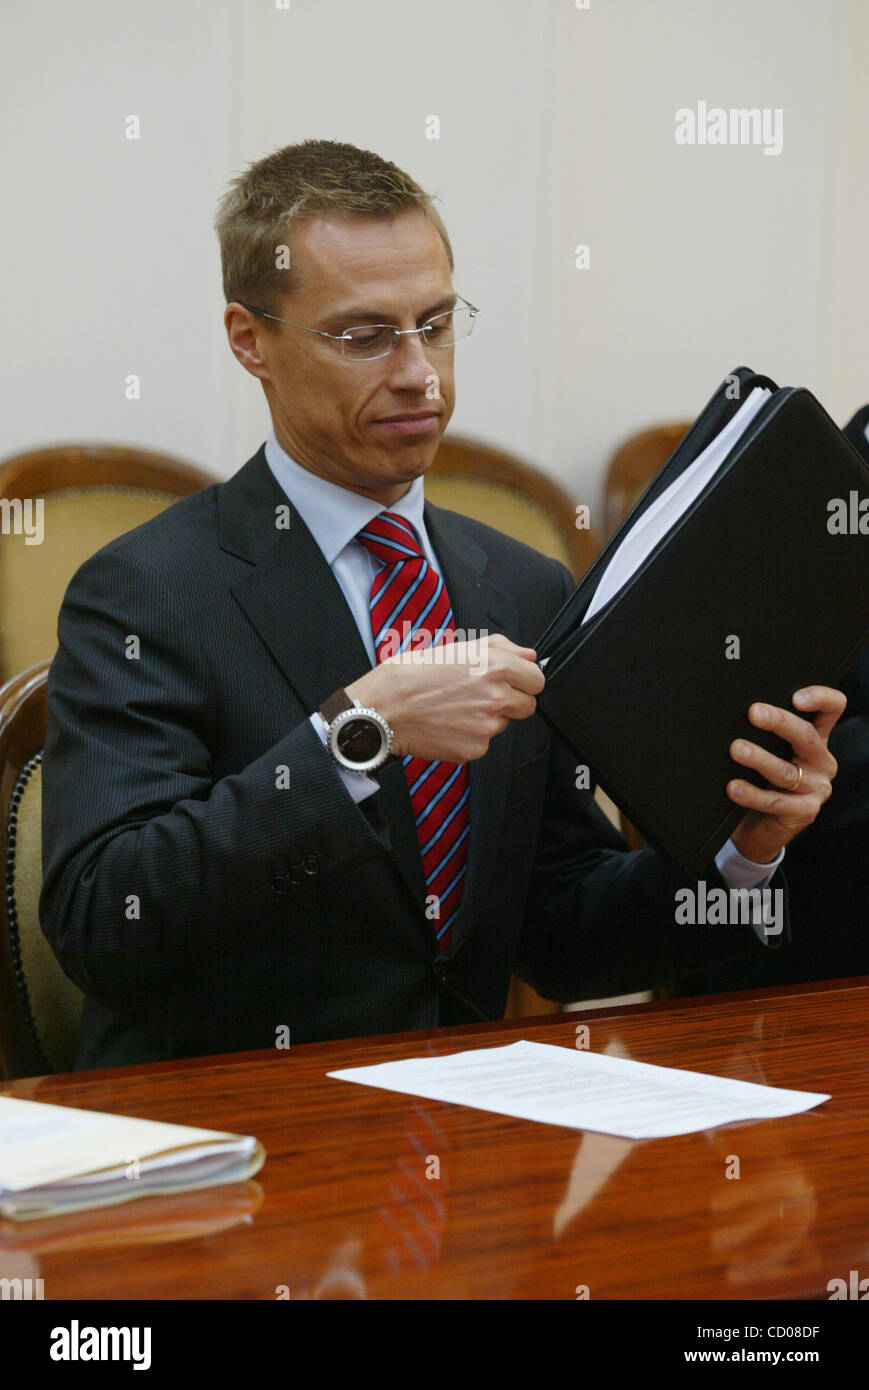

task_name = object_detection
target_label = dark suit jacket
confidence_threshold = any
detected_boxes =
[40,444,784,1069]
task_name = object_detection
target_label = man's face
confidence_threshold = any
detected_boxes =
[226,211,457,504]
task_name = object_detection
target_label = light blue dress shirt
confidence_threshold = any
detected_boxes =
[264,429,784,893]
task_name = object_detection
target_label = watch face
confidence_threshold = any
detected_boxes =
[336,715,385,764]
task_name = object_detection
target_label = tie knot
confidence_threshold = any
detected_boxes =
[357,512,424,568]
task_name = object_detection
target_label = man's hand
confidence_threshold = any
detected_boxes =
[727,685,846,863]
[346,634,545,764]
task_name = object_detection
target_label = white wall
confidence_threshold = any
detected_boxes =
[544,0,867,515]
[2,0,867,523]
[0,0,237,470]
[826,0,869,427]
[226,0,556,475]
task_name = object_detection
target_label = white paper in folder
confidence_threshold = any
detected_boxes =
[581,386,772,626]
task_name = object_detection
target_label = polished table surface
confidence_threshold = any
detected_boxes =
[2,977,867,1300]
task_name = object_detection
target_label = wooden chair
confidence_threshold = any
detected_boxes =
[0,659,82,1079]
[428,434,596,581]
[0,444,215,685]
[602,421,691,542]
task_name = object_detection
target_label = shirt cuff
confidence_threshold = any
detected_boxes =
[714,837,785,891]
[714,838,786,945]
[309,712,380,804]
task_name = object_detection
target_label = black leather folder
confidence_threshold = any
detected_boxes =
[535,368,869,878]
[844,404,869,462]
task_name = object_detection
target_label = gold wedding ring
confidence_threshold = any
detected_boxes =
[792,763,804,791]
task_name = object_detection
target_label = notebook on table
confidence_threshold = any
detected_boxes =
[0,1095,265,1221]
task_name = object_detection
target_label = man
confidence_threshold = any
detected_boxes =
[40,140,843,1069]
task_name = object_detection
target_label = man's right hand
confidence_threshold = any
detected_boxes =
[345,634,545,764]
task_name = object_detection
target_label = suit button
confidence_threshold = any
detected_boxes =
[272,875,290,894]
[435,962,447,983]
[287,866,304,886]
[301,853,319,876]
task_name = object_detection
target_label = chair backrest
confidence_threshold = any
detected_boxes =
[0,659,83,1079]
[0,443,215,684]
[602,422,691,541]
[426,434,597,580]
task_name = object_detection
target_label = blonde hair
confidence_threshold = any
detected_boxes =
[214,139,454,321]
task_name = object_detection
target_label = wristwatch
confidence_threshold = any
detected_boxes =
[318,688,397,774]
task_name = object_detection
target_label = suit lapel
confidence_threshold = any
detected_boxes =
[220,447,372,712]
[216,448,518,953]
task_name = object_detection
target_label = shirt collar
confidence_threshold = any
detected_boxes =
[264,430,427,564]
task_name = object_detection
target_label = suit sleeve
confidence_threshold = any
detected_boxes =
[796,648,869,841]
[515,561,789,1002]
[40,546,391,1011]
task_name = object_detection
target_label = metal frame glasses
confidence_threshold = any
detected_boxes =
[238,294,479,362]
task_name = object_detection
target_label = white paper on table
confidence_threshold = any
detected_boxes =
[328,1040,829,1140]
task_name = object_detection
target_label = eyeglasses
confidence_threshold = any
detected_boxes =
[239,294,479,361]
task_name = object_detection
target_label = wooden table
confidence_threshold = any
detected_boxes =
[2,978,867,1301]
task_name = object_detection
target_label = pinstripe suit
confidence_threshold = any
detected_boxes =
[40,444,782,1068]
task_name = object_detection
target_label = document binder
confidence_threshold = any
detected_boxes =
[535,369,869,878]
[844,404,869,462]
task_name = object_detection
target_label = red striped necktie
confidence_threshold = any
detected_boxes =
[356,512,469,948]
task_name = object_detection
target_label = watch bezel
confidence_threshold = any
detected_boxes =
[325,704,394,774]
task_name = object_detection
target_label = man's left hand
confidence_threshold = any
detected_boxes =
[727,685,846,864]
